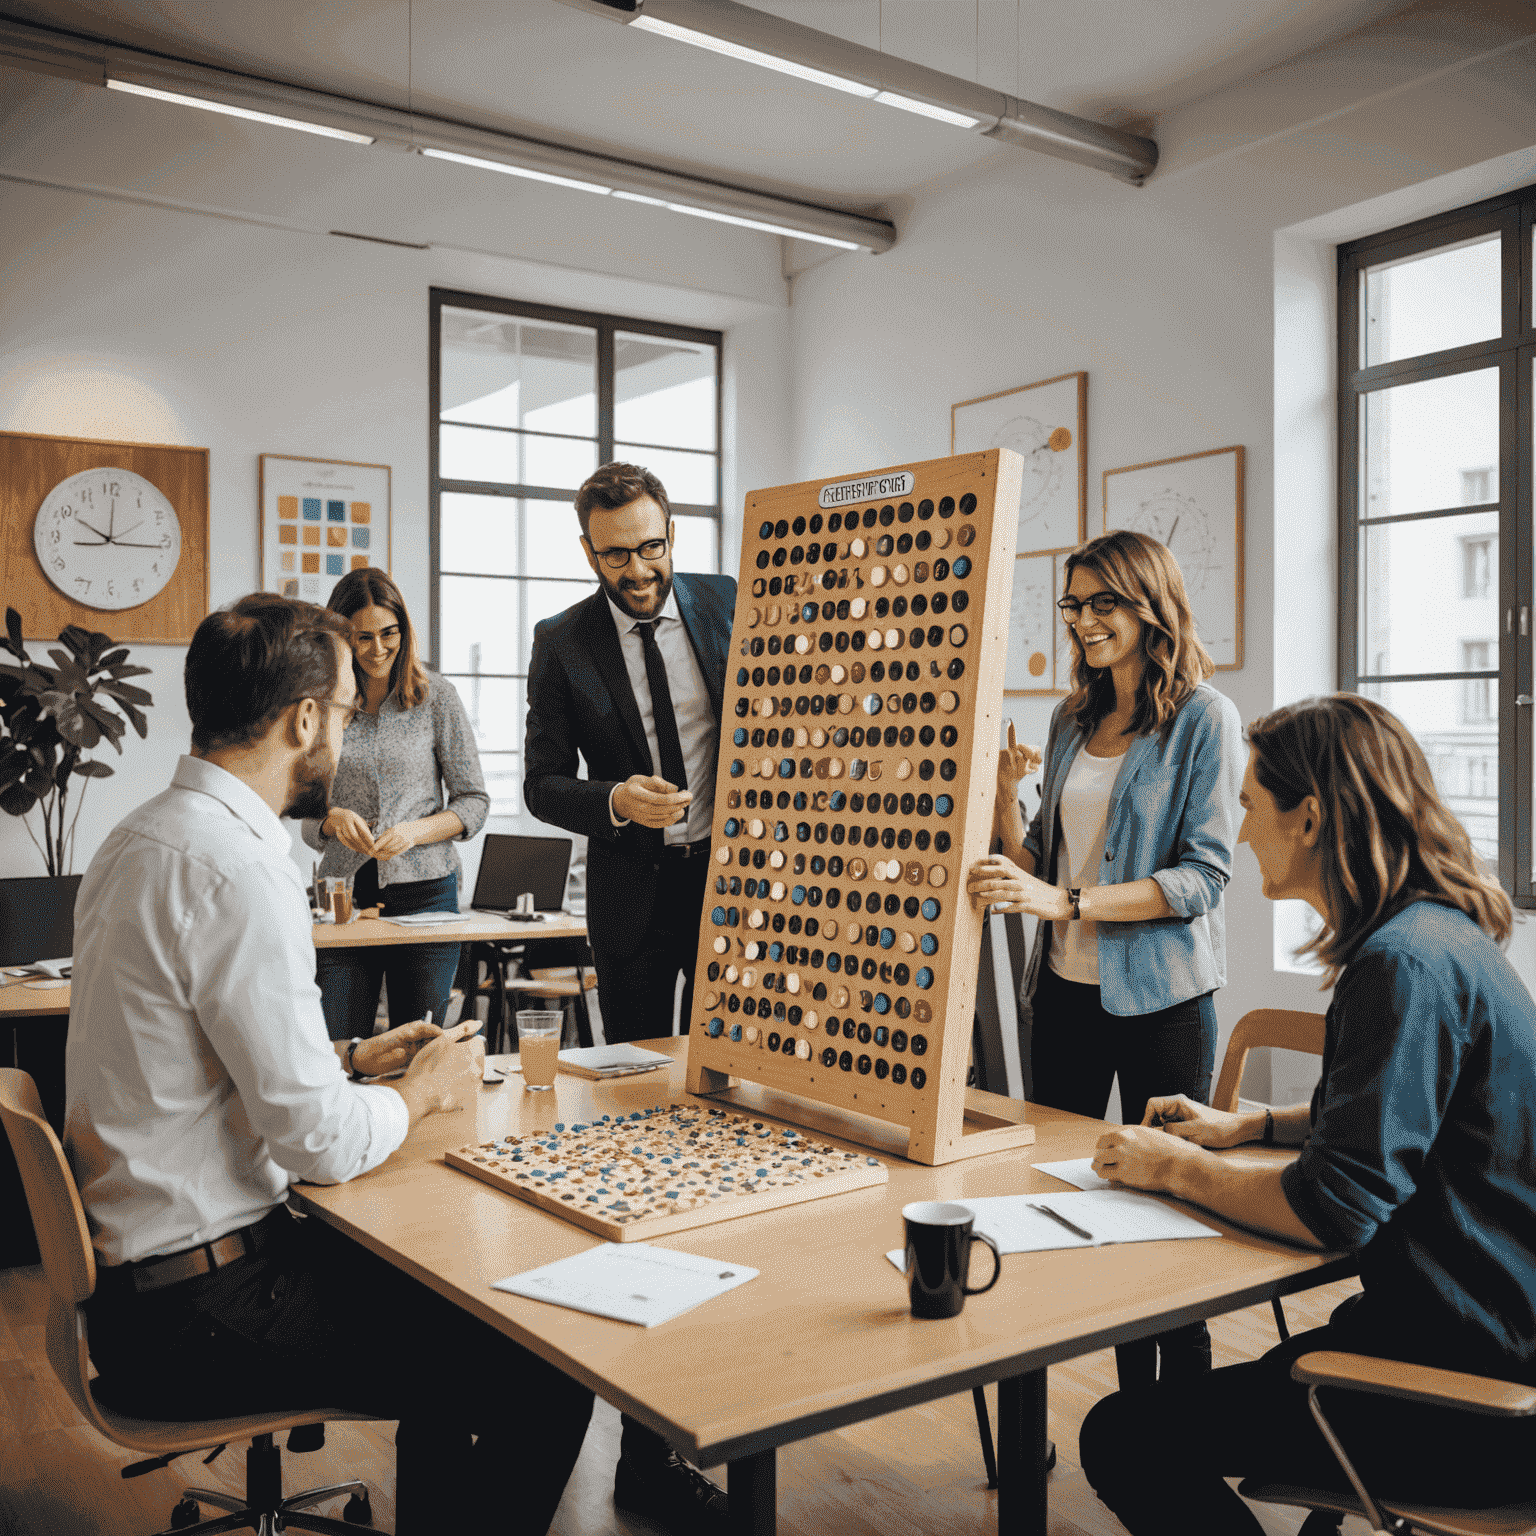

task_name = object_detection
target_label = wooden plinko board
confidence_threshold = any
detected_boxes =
[445,1102,888,1242]
[685,451,1035,1164]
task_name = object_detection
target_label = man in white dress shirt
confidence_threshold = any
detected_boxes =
[66,593,592,1535]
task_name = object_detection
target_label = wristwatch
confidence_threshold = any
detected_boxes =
[346,1037,365,1080]
[1067,888,1082,921]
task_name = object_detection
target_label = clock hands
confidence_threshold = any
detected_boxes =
[113,540,167,549]
[1167,515,1180,545]
[73,516,112,543]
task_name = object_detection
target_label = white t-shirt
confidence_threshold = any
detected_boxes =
[1047,746,1126,985]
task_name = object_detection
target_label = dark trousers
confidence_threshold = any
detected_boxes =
[1080,1323,1536,1534]
[590,848,711,1045]
[1029,961,1218,1388]
[316,865,462,1042]
[85,1208,593,1535]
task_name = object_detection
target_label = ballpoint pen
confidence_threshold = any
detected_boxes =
[1030,1202,1096,1243]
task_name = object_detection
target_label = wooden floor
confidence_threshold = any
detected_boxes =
[0,1264,1369,1536]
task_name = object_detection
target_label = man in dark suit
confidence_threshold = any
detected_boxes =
[525,460,734,1046]
[524,461,734,1534]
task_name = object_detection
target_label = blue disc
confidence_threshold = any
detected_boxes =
[920,932,939,955]
[879,927,895,949]
[873,993,891,1014]
[730,759,745,777]
[953,555,972,578]
[792,885,806,905]
[737,667,749,685]
[802,602,818,621]
[915,968,934,990]
[729,1023,743,1042]
[707,1017,725,1037]
[768,941,784,961]
[733,728,748,746]
[727,906,740,925]
[724,818,740,838]
[935,794,953,816]
[829,790,847,811]
[921,897,941,920]
[779,758,795,778]
[711,906,727,925]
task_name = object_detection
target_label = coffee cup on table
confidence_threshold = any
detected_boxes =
[901,1201,1002,1319]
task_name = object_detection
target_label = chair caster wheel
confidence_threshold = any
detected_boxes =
[343,1490,374,1525]
[170,1499,201,1529]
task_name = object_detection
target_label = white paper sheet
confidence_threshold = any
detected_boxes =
[884,1189,1221,1269]
[558,1044,672,1075]
[1032,1157,1112,1191]
[379,910,470,927]
[496,1243,758,1327]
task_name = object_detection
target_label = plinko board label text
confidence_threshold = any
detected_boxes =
[817,471,915,509]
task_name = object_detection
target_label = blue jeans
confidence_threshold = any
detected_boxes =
[316,865,461,1041]
[1029,963,1219,1389]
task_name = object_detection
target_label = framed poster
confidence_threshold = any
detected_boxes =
[1,430,209,643]
[259,455,390,606]
[1005,552,1072,695]
[951,372,1086,555]
[1103,445,1244,670]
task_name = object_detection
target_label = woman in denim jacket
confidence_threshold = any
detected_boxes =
[968,529,1243,1387]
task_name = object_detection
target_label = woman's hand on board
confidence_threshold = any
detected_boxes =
[323,808,376,857]
[996,720,1043,798]
[966,854,1071,920]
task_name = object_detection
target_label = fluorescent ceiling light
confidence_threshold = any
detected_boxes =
[630,15,878,98]
[611,190,671,207]
[873,91,979,129]
[664,201,860,251]
[105,79,374,143]
[419,147,611,195]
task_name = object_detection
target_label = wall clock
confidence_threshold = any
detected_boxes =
[1,431,209,644]
[33,467,182,611]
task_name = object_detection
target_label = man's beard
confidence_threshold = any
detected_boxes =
[283,739,333,821]
[599,561,673,621]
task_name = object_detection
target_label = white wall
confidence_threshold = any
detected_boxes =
[782,0,1536,1103]
[0,64,793,882]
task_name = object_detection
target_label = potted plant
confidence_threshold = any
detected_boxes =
[0,606,154,876]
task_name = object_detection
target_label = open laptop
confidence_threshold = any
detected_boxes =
[470,834,572,916]
[0,875,81,969]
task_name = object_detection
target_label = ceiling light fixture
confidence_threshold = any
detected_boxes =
[629,15,877,98]
[872,92,979,130]
[664,202,861,250]
[419,146,611,194]
[105,79,375,143]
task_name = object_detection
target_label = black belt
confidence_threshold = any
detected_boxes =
[661,838,712,860]
[101,1207,288,1294]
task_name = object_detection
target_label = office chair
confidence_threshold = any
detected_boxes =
[0,1068,385,1535]
[1240,1351,1536,1535]
[1213,1009,1330,1343]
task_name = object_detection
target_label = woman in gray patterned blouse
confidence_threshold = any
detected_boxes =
[304,568,489,1041]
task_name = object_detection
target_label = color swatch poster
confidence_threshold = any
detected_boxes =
[258,456,391,606]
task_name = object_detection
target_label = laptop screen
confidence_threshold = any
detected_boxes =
[0,875,82,966]
[471,835,572,913]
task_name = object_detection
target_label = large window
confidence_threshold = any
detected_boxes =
[429,290,722,816]
[1338,188,1536,899]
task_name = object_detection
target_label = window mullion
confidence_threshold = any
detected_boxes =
[1514,344,1536,898]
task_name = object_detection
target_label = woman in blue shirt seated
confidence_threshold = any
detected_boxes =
[304,568,489,1042]
[968,529,1243,1386]
[1080,693,1536,1531]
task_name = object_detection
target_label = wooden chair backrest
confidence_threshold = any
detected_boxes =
[0,1069,95,1305]
[1212,1009,1327,1114]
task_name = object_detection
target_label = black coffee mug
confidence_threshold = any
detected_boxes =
[902,1200,1002,1319]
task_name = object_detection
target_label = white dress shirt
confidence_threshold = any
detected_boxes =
[605,588,717,845]
[65,756,410,1265]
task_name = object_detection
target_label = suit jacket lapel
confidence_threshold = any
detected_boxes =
[583,593,651,771]
[673,574,727,722]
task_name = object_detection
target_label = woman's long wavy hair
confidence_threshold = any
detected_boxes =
[326,567,430,710]
[1247,694,1512,983]
[1061,529,1213,739]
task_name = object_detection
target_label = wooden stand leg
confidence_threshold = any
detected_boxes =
[997,1369,1048,1536]
[727,1447,776,1536]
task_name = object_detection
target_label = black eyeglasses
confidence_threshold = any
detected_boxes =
[592,536,669,570]
[1056,592,1127,620]
[291,697,360,729]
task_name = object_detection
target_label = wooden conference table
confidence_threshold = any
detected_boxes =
[292,1037,1352,1536]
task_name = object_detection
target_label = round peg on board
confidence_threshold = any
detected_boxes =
[866,760,883,781]
[849,597,867,619]
[749,818,765,837]
[725,964,740,982]
[795,634,810,654]
[715,846,731,863]
[934,528,952,549]
[704,991,720,1009]
[884,628,901,649]
[745,1025,759,1043]
[811,727,827,747]
[830,664,847,683]
[769,848,786,869]
[885,863,902,883]
[939,691,960,713]
[872,860,888,881]
[928,865,948,887]
[866,629,883,651]
[835,986,850,1007]
[795,726,809,746]
[741,968,757,987]
[803,1010,819,1030]
[786,973,801,994]
[914,1000,933,1023]
[796,1037,811,1060]
[828,757,844,778]
[766,604,781,624]
[869,567,887,588]
[896,758,913,779]
[770,881,786,901]
[898,931,917,954]
[892,564,909,585]
[713,936,729,954]
[743,941,760,960]
[905,861,924,885]
[850,538,867,558]
[748,909,765,929]
[848,858,867,880]
[838,694,854,714]
[747,608,761,627]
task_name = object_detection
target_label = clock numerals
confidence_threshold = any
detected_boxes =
[52,556,64,573]
[132,578,142,595]
[78,486,93,506]
[74,578,91,596]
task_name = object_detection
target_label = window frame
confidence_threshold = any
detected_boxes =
[427,287,723,818]
[1337,186,1536,901]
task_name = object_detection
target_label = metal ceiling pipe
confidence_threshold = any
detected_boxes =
[558,0,1159,185]
[0,16,897,251]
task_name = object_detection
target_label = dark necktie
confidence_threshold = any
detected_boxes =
[635,620,688,795]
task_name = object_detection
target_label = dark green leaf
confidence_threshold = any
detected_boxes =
[87,631,112,664]
[0,783,37,816]
[57,627,92,661]
[97,648,130,670]
[78,697,124,750]
[22,764,52,794]
[2,608,24,661]
[121,700,148,738]
[74,759,114,779]
[106,663,153,680]
[98,679,153,706]
[46,651,89,692]
[0,751,27,788]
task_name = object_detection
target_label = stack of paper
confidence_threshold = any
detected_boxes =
[557,1044,672,1079]
[495,1243,757,1326]
[380,910,467,927]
